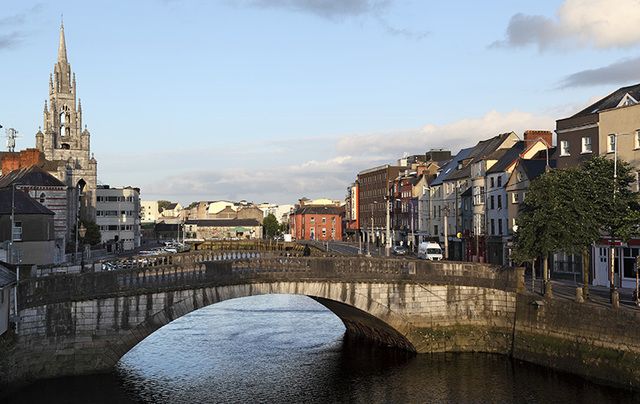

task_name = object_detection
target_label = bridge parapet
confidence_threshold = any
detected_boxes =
[17,256,518,310]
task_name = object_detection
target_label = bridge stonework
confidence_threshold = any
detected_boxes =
[2,251,640,391]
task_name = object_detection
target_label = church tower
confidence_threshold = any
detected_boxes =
[36,22,98,221]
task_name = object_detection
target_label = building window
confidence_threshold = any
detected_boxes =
[581,136,592,153]
[490,219,495,236]
[498,219,503,235]
[322,217,326,224]
[39,193,46,203]
[434,225,438,235]
[608,134,616,153]
[322,228,327,238]
[636,130,640,149]
[12,221,22,241]
[497,194,502,209]
[497,175,502,187]
[512,192,519,204]
[490,195,494,210]
[490,177,495,188]
[310,217,315,224]
[560,140,570,156]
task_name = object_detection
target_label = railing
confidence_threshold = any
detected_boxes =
[17,255,519,310]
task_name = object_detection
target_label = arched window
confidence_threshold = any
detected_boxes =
[39,193,46,203]
[61,143,70,150]
[59,111,66,136]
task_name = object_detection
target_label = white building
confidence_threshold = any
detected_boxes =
[96,185,141,251]
[140,200,159,223]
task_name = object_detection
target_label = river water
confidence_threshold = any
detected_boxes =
[3,294,639,403]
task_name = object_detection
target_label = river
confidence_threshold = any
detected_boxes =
[3,294,639,403]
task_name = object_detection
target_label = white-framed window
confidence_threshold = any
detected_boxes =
[512,192,519,204]
[608,134,616,153]
[636,130,640,149]
[581,136,592,153]
[560,140,570,156]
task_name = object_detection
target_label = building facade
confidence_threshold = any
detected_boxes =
[290,205,343,241]
[35,23,98,222]
[96,185,141,251]
[184,219,262,240]
[140,200,159,223]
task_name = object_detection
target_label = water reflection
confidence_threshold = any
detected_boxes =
[4,294,639,403]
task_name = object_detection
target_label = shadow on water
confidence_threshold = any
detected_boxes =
[3,294,640,403]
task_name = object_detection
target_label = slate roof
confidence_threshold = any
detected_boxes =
[571,83,640,118]
[486,141,526,174]
[165,203,179,210]
[293,205,344,216]
[520,160,557,182]
[185,219,262,227]
[445,132,517,181]
[0,264,16,288]
[0,165,66,188]
[0,188,54,215]
[430,147,473,186]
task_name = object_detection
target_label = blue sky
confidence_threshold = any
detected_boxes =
[2,0,640,204]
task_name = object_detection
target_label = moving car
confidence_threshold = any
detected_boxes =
[417,242,443,261]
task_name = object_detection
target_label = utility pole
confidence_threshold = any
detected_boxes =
[385,197,391,257]
[610,134,620,308]
[443,205,449,260]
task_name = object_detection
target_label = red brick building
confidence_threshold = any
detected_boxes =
[290,205,344,241]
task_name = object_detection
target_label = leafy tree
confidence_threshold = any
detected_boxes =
[513,156,640,297]
[80,220,102,246]
[263,213,280,238]
[512,168,569,295]
[157,200,173,212]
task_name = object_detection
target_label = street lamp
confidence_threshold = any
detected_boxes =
[609,133,632,307]
[79,223,87,270]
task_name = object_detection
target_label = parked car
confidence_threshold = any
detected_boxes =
[392,245,408,255]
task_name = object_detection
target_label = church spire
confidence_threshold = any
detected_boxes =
[58,19,67,63]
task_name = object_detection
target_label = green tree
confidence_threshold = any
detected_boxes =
[157,200,173,212]
[512,168,569,295]
[263,213,280,238]
[80,220,102,246]
[513,156,640,297]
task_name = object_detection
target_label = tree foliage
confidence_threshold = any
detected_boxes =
[513,156,640,264]
[263,213,280,238]
[157,200,173,212]
[81,220,102,246]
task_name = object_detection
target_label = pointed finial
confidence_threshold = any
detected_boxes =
[58,18,68,63]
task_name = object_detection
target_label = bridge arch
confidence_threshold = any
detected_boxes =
[104,282,420,368]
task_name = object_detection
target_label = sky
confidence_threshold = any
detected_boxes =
[2,0,640,205]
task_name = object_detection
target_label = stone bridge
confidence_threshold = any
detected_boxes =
[2,248,640,391]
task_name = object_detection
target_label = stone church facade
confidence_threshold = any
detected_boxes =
[35,22,98,225]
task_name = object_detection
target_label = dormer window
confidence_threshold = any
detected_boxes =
[617,93,638,108]
[39,193,46,203]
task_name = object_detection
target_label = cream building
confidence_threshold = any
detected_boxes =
[96,186,141,251]
[140,201,159,223]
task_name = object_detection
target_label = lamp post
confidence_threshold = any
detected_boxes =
[78,223,87,271]
[609,133,631,308]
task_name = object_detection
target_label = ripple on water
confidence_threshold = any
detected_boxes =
[4,294,640,404]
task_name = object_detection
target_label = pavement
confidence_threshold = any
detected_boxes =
[526,277,640,311]
[307,240,640,311]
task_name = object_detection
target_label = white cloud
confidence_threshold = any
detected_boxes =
[494,0,640,50]
[336,110,555,156]
[137,109,554,204]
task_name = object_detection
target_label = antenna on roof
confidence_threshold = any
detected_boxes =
[5,128,19,152]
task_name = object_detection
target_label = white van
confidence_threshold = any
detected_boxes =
[418,242,443,261]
